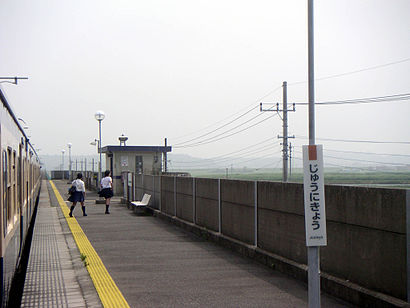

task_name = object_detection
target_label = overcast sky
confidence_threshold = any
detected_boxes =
[1,0,409,168]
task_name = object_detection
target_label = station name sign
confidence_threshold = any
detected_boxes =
[303,144,327,247]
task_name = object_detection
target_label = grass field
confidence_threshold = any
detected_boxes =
[185,168,410,188]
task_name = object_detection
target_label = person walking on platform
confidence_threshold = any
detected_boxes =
[99,170,113,214]
[68,173,87,217]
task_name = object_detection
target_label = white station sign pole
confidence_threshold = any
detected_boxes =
[303,144,327,247]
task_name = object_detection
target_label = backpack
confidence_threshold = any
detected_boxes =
[68,185,76,195]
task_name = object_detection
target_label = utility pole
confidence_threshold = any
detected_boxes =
[260,81,295,182]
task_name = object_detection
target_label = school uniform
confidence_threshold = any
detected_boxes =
[68,179,85,202]
[99,176,114,199]
[68,178,87,217]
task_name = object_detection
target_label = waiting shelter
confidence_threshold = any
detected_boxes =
[100,139,171,195]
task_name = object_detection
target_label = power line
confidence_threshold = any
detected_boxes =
[295,135,410,145]
[294,93,410,106]
[172,149,282,169]
[292,156,385,172]
[172,143,280,165]
[175,113,279,148]
[171,85,282,142]
[174,105,260,146]
[293,149,409,166]
[324,148,410,158]
[289,57,410,86]
[172,138,275,163]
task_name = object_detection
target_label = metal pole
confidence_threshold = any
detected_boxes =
[174,176,177,217]
[283,81,288,183]
[218,179,221,233]
[99,120,102,184]
[254,181,258,247]
[289,143,293,178]
[308,1,315,145]
[164,138,168,173]
[68,146,72,181]
[193,177,196,224]
[308,1,320,307]
[406,189,410,302]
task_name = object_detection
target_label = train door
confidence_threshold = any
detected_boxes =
[26,157,29,232]
[6,148,12,235]
[18,145,23,253]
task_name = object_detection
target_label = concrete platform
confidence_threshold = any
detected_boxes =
[50,180,352,308]
[21,180,102,307]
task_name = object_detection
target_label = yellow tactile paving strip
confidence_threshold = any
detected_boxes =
[49,180,130,308]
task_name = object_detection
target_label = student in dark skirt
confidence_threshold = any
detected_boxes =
[99,170,113,214]
[68,173,87,217]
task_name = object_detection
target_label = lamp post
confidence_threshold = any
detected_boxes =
[94,111,105,184]
[61,149,66,179]
[67,143,72,181]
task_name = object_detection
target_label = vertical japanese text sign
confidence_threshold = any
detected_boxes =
[303,145,327,246]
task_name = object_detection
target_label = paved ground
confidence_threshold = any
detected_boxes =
[52,180,352,308]
[21,180,102,308]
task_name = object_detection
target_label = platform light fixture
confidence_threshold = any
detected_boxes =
[94,110,105,184]
[61,149,66,179]
[67,143,72,181]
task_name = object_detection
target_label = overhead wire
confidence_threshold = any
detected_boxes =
[175,113,279,148]
[173,105,259,146]
[171,85,282,142]
[294,135,410,145]
[324,148,410,158]
[293,148,409,166]
[174,106,265,146]
[288,57,410,86]
[171,137,274,163]
[294,93,410,106]
[292,156,381,172]
[171,148,282,170]
[172,143,280,165]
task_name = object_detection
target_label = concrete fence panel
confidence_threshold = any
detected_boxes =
[257,181,307,264]
[161,176,175,216]
[135,175,143,200]
[143,175,154,206]
[151,176,160,210]
[176,177,194,223]
[322,186,406,300]
[195,178,219,232]
[144,175,154,195]
[220,179,255,245]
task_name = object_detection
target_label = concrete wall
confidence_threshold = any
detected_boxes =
[161,176,175,216]
[135,174,408,302]
[195,178,219,232]
[175,177,194,223]
[221,179,255,245]
[322,185,406,300]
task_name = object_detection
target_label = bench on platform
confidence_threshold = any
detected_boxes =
[131,194,151,213]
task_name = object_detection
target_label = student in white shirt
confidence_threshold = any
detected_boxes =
[99,170,113,214]
[68,173,87,217]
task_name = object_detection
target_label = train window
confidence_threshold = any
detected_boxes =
[7,149,13,230]
[3,150,8,236]
[13,150,18,218]
[18,146,22,208]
